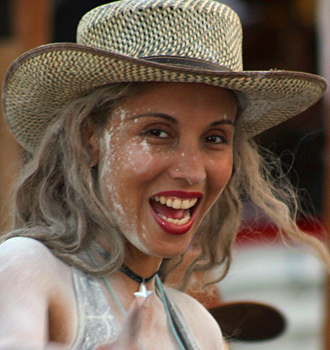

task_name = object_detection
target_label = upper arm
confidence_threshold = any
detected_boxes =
[0,237,62,348]
[166,287,224,349]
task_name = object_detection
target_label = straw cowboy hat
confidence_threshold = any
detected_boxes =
[2,0,327,153]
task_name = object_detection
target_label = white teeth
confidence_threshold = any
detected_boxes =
[158,210,191,225]
[172,199,181,209]
[152,196,199,226]
[153,196,198,210]
[166,198,173,207]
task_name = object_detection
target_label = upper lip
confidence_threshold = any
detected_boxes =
[149,191,203,234]
[150,191,203,199]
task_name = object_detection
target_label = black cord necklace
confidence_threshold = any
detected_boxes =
[119,264,159,284]
[119,264,158,284]
[120,264,159,299]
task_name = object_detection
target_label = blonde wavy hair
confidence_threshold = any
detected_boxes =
[3,82,330,288]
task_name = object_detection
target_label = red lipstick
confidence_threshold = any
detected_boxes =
[151,191,203,199]
[149,191,202,235]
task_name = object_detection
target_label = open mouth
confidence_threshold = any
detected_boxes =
[149,193,201,234]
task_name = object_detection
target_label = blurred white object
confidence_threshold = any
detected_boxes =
[219,244,326,350]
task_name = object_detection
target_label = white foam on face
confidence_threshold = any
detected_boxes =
[116,106,128,121]
[97,106,157,256]
[131,225,155,256]
[99,128,112,174]
[98,105,131,228]
[140,139,150,151]
[128,139,152,174]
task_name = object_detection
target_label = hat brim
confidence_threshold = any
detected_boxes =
[3,43,327,152]
[209,301,286,342]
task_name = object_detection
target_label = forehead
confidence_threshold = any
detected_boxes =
[112,82,237,122]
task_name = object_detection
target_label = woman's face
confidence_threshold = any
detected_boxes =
[94,82,236,259]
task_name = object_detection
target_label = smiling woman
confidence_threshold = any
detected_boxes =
[0,0,330,349]
[92,83,236,258]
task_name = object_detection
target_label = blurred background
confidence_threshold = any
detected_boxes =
[0,0,329,349]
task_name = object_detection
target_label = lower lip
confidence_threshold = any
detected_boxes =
[150,204,197,235]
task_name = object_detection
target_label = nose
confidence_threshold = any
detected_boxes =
[167,146,207,186]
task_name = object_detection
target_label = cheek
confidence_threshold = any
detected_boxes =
[210,154,233,195]
[123,140,154,175]
[98,133,159,206]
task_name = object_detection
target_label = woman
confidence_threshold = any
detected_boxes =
[0,0,329,349]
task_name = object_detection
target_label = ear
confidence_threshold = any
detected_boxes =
[85,123,100,167]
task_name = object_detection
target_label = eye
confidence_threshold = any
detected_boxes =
[203,134,227,144]
[140,121,174,145]
[144,128,170,138]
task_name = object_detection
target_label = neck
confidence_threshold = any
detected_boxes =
[120,264,159,285]
[123,248,163,278]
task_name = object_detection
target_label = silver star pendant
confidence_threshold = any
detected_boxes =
[134,283,153,307]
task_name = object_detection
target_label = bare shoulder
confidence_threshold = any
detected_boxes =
[0,237,75,347]
[1,236,60,263]
[0,236,71,284]
[165,286,224,349]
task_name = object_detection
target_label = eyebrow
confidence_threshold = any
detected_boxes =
[131,113,235,127]
[210,120,236,127]
[130,113,178,123]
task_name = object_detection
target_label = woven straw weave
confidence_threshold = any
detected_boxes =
[78,0,242,71]
[2,0,327,152]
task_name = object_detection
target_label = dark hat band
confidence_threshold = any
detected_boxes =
[143,55,232,72]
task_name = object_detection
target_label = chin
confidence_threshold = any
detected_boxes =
[147,242,191,259]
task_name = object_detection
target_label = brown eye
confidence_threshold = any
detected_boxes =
[145,129,169,138]
[204,135,227,144]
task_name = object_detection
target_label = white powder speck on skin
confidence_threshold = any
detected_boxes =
[99,128,113,181]
[98,127,127,229]
[128,225,154,257]
[125,139,152,175]
[141,139,150,151]
[96,107,158,256]
[115,106,128,121]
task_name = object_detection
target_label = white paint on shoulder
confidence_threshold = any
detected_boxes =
[0,237,76,348]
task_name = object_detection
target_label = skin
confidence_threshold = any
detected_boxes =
[0,82,236,349]
[92,82,236,275]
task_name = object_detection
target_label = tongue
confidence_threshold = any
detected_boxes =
[151,201,186,219]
